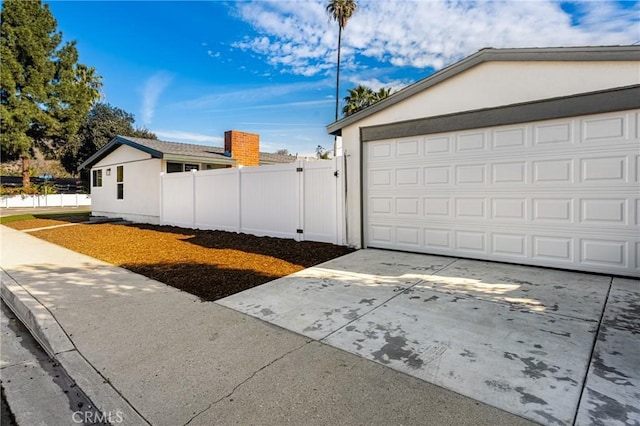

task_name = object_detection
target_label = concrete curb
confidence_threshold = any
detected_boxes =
[1,270,74,358]
[0,269,149,425]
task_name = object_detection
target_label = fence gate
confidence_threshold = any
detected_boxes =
[160,158,344,245]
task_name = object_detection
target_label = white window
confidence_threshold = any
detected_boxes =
[92,169,102,187]
[116,166,124,200]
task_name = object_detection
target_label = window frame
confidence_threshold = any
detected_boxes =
[166,162,183,173]
[116,165,124,200]
[92,169,103,187]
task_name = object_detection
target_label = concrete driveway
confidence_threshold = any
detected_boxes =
[219,249,639,425]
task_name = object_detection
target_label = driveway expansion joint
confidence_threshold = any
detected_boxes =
[572,276,614,426]
[182,339,312,426]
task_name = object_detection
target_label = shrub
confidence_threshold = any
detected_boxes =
[0,184,57,196]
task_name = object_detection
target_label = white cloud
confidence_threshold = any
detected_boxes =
[345,77,410,92]
[141,72,173,125]
[153,130,223,145]
[231,0,639,76]
[171,80,332,110]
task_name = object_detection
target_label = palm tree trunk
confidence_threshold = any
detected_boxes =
[335,25,342,122]
[21,156,30,188]
[333,25,342,156]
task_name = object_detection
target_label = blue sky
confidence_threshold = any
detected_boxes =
[46,0,639,156]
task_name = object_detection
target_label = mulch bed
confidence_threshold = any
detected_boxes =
[11,220,354,301]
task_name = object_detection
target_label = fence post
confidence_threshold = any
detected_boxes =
[237,167,242,233]
[192,169,197,229]
[336,156,345,246]
[159,172,164,225]
[297,160,304,242]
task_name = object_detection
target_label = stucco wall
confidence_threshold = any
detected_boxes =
[340,60,640,248]
[91,145,161,223]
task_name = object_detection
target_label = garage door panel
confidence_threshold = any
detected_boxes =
[581,114,628,143]
[492,126,527,150]
[424,228,451,248]
[425,135,451,154]
[534,121,574,146]
[533,159,574,183]
[370,141,394,159]
[370,169,393,186]
[455,231,486,253]
[364,109,640,276]
[396,139,420,157]
[455,198,485,218]
[396,167,420,185]
[491,198,527,221]
[491,162,527,184]
[425,166,450,184]
[533,236,573,262]
[580,199,627,225]
[492,233,527,257]
[456,131,487,152]
[424,197,450,217]
[397,226,421,246]
[455,164,486,184]
[580,156,627,183]
[368,194,638,233]
[396,197,420,215]
[580,239,627,268]
[533,198,573,222]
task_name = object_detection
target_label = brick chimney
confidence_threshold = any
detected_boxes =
[224,130,260,167]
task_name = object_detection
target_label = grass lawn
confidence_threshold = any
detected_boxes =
[0,211,91,229]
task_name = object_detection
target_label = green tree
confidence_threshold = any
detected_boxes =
[316,145,330,160]
[62,103,157,174]
[342,84,393,117]
[0,0,101,187]
[373,87,393,102]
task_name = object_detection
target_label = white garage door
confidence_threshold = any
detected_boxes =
[364,110,640,277]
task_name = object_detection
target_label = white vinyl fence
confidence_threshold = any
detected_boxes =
[160,159,344,244]
[1,193,91,208]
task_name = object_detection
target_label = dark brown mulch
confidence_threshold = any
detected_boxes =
[25,221,354,301]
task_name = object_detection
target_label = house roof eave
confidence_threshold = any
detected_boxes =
[77,136,164,171]
[326,45,640,135]
[163,154,237,165]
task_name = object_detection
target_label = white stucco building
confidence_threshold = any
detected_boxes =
[79,131,296,224]
[327,45,640,276]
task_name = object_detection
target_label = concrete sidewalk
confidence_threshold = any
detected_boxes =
[0,225,534,426]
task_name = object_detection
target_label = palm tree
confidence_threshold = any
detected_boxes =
[326,0,357,123]
[342,85,393,117]
[373,87,392,102]
[342,85,374,117]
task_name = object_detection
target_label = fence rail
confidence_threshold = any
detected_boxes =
[160,159,344,245]
[1,194,91,208]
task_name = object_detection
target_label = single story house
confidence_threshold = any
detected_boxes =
[327,45,640,277]
[79,130,296,224]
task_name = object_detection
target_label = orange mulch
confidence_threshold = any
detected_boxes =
[23,221,353,301]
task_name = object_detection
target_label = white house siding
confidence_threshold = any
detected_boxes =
[91,145,161,224]
[340,61,640,248]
